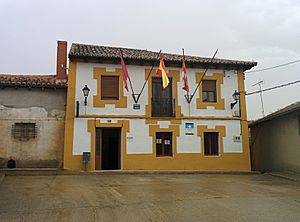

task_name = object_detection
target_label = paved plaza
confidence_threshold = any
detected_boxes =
[0,173,299,221]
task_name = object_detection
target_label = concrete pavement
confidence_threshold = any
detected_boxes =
[0,173,300,221]
[0,173,4,185]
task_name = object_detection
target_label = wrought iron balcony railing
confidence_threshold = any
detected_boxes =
[151,98,175,117]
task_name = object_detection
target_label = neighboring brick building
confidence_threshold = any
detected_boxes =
[0,41,67,168]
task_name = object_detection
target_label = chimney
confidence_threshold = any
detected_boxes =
[56,40,67,80]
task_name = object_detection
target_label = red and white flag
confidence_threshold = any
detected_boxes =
[182,50,189,92]
[120,53,129,92]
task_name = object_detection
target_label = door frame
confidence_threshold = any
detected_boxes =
[95,127,121,170]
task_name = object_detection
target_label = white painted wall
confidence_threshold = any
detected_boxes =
[75,63,240,117]
[72,118,242,155]
[75,63,148,116]
[126,119,152,154]
[72,62,243,156]
[73,118,90,154]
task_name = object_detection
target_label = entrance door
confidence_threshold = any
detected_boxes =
[95,128,121,170]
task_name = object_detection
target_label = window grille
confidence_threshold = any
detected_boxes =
[12,123,37,140]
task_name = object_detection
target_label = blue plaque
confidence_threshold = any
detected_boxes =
[82,152,91,164]
[185,123,194,135]
[185,123,194,129]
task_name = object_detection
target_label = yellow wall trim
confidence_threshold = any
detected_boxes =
[195,73,225,110]
[197,125,226,155]
[93,67,127,108]
[63,61,78,170]
[79,115,146,119]
[183,116,240,120]
[86,120,130,171]
[149,124,180,156]
[78,115,240,121]
[123,123,250,171]
[237,70,251,170]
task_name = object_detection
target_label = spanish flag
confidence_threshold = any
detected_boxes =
[156,54,170,88]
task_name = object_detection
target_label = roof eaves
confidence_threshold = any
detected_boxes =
[249,102,300,127]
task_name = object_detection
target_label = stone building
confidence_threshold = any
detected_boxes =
[0,41,67,168]
[249,101,300,173]
[64,43,257,171]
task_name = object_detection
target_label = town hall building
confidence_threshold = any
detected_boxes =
[63,42,257,171]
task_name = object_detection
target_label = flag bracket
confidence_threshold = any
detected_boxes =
[184,94,193,104]
[184,49,219,104]
[131,93,140,104]
[133,50,162,104]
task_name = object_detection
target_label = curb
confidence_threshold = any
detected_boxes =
[268,172,299,182]
[0,169,261,176]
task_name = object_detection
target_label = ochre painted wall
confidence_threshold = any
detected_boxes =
[250,111,300,173]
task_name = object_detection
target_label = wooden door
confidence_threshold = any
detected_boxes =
[95,128,101,170]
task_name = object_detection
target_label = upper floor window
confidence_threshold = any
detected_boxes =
[151,77,175,117]
[204,132,219,156]
[101,76,119,100]
[202,80,217,102]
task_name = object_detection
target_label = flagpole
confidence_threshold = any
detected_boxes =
[187,48,218,104]
[182,48,191,116]
[136,49,161,103]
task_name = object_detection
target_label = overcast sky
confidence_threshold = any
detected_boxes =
[0,0,299,120]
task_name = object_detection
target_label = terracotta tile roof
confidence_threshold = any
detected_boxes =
[249,101,300,126]
[69,43,257,71]
[0,74,67,89]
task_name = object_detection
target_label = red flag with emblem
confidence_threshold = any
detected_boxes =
[120,53,129,92]
[182,50,189,92]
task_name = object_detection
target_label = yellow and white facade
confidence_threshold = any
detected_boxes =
[64,43,256,171]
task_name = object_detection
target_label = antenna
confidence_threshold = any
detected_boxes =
[252,80,265,117]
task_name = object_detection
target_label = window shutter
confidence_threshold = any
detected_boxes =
[202,80,216,91]
[101,76,119,100]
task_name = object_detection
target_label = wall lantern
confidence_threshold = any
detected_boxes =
[82,85,90,106]
[230,90,240,109]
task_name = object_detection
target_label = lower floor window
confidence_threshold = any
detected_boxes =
[12,122,37,140]
[156,132,172,157]
[204,132,219,155]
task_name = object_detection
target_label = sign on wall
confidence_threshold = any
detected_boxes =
[233,136,241,142]
[133,104,140,110]
[185,122,195,135]
[127,133,134,143]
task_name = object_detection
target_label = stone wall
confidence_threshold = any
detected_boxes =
[0,87,66,168]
